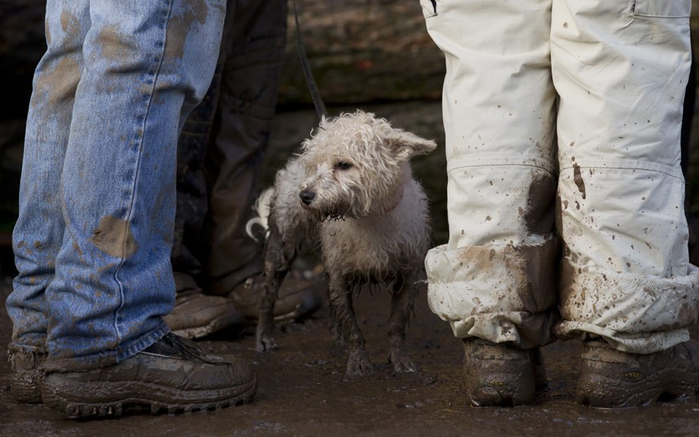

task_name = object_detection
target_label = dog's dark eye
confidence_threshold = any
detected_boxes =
[336,161,353,170]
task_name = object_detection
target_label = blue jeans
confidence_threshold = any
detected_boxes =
[6,0,225,371]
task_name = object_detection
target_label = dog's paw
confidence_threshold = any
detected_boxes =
[389,350,419,373]
[346,349,374,376]
[256,335,279,352]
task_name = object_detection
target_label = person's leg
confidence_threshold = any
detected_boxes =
[171,73,220,288]
[165,0,319,339]
[421,0,558,406]
[26,0,256,418]
[6,0,90,403]
[166,5,246,338]
[204,0,288,294]
[552,0,699,407]
[42,0,225,368]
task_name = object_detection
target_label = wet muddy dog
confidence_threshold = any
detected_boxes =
[253,110,436,376]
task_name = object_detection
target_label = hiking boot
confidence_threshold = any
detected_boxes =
[577,340,699,408]
[463,339,544,406]
[8,344,47,404]
[40,333,257,419]
[228,274,322,322]
[164,291,246,339]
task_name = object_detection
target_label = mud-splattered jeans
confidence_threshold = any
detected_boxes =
[6,0,225,371]
[422,0,699,354]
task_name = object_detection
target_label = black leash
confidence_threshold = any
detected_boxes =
[292,0,327,119]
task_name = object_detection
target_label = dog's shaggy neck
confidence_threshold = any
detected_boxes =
[373,186,404,217]
[366,164,412,218]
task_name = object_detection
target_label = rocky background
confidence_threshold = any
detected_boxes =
[1,0,699,273]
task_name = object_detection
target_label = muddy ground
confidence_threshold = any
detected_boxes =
[2,268,699,436]
[2,105,699,437]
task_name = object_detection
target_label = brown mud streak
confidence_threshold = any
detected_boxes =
[98,25,134,63]
[524,171,557,235]
[33,12,82,107]
[462,243,559,348]
[513,240,560,316]
[60,10,79,35]
[34,57,80,107]
[90,216,138,258]
[165,1,209,60]
[573,164,586,200]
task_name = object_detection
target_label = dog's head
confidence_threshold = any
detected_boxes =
[298,110,436,221]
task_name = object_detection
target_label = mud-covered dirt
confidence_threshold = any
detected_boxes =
[2,275,699,436]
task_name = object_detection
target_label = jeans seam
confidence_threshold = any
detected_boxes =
[112,0,175,347]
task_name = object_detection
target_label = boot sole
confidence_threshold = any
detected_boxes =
[41,375,258,419]
[577,380,699,408]
[467,372,536,407]
[577,341,699,408]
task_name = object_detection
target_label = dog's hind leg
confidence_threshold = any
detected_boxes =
[387,273,419,373]
[327,272,373,376]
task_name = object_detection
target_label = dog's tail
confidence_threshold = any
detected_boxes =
[245,188,274,242]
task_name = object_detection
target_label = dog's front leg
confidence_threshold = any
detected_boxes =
[327,272,373,376]
[387,273,419,373]
[256,265,288,351]
[256,226,292,352]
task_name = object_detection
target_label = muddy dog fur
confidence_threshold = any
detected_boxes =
[253,110,436,376]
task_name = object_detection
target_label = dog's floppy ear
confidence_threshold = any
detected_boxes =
[384,128,438,161]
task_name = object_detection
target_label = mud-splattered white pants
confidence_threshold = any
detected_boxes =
[421,0,699,354]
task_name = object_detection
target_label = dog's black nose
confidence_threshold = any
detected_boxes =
[300,190,316,205]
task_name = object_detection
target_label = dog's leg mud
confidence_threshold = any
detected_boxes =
[387,273,419,373]
[327,272,373,376]
[256,219,295,352]
[256,266,287,351]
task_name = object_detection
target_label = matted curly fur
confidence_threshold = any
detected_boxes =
[254,110,437,376]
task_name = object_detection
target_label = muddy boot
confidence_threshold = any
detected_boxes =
[164,291,246,339]
[8,344,47,404]
[463,339,541,406]
[229,274,322,322]
[577,340,699,408]
[41,333,257,419]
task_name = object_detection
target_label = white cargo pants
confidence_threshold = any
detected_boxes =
[422,0,699,354]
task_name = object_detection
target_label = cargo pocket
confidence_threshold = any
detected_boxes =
[630,0,690,18]
[420,0,438,19]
